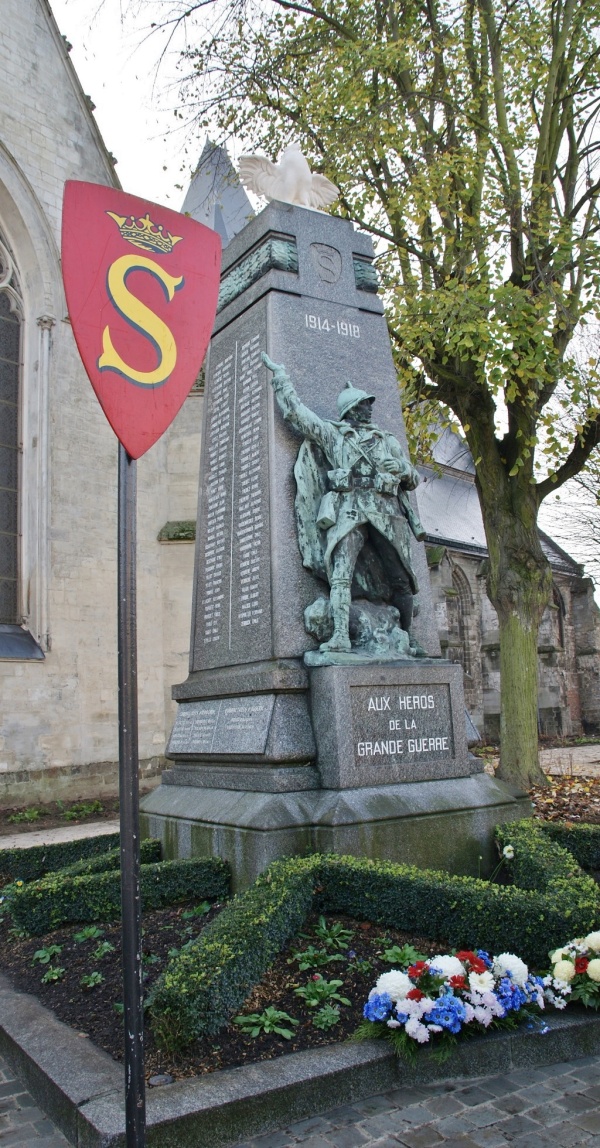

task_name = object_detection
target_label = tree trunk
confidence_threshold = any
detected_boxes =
[497,606,545,788]
[480,486,552,789]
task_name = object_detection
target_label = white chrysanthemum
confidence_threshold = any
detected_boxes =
[405,1017,430,1043]
[587,959,600,983]
[469,970,495,994]
[553,959,576,982]
[427,955,465,979]
[584,932,600,954]
[502,844,515,860]
[473,1005,493,1026]
[549,947,569,964]
[420,997,436,1014]
[386,1018,401,1028]
[375,970,412,1001]
[401,997,424,1019]
[493,953,529,988]
[463,1002,475,1023]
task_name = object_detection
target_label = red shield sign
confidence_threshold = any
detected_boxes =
[62,182,221,458]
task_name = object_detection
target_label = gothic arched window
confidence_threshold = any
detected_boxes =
[449,565,474,679]
[0,234,23,625]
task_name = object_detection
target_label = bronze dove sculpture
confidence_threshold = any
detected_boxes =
[238,143,338,210]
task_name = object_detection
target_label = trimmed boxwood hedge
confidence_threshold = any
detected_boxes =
[149,855,317,1050]
[539,820,600,871]
[148,832,600,1051]
[50,838,162,880]
[10,856,230,935]
[0,832,120,885]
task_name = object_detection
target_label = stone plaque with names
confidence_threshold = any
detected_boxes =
[193,306,272,669]
[167,694,275,757]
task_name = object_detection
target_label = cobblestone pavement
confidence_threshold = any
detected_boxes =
[240,1056,600,1148]
[2,1049,600,1147]
[0,1052,69,1147]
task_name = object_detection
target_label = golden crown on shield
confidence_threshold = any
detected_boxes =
[106,211,183,255]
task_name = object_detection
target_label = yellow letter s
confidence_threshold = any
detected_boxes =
[98,254,184,387]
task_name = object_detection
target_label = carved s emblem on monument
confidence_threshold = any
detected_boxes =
[310,243,342,283]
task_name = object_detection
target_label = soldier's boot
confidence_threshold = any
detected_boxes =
[320,580,352,652]
[393,590,413,634]
[393,590,427,656]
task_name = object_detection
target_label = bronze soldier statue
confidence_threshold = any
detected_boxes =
[263,353,425,654]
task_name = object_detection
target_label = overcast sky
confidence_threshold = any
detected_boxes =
[50,0,198,208]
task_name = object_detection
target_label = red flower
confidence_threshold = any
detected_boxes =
[575,957,589,974]
[449,975,467,989]
[408,961,427,978]
[407,987,425,1001]
[455,951,476,963]
[469,958,487,974]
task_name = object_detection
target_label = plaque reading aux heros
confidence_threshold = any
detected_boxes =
[350,684,454,765]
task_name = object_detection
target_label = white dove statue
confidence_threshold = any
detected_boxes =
[238,143,339,210]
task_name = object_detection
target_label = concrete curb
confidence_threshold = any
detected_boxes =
[1,972,600,1147]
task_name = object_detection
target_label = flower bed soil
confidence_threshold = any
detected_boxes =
[0,906,446,1081]
[0,797,121,834]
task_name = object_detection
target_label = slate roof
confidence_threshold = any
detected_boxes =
[416,428,582,575]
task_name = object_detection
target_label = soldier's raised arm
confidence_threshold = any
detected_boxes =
[262,353,331,453]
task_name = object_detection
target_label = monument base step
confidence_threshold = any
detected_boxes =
[139,774,531,891]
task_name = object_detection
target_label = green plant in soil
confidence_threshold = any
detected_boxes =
[41,966,64,984]
[288,945,345,971]
[80,971,104,989]
[181,901,211,920]
[143,953,161,966]
[294,975,351,1009]
[93,940,115,959]
[311,915,353,950]
[381,943,428,965]
[74,926,104,943]
[8,807,47,824]
[61,800,103,822]
[8,926,27,941]
[312,1004,341,1030]
[348,957,373,975]
[114,1001,124,1015]
[32,944,62,965]
[234,1007,300,1039]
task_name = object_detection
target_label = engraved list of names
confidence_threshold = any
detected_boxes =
[196,326,271,669]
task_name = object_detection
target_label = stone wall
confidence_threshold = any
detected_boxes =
[427,546,600,741]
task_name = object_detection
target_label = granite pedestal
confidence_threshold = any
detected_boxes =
[141,202,530,888]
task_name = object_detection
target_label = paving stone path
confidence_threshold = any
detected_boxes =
[0,1052,69,1147]
[240,1056,600,1148]
[1,1049,600,1146]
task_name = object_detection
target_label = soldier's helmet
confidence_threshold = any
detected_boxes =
[336,381,376,419]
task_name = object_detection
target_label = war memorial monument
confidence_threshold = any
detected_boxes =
[140,152,530,887]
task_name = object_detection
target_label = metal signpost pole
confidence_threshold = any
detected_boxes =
[117,443,146,1147]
